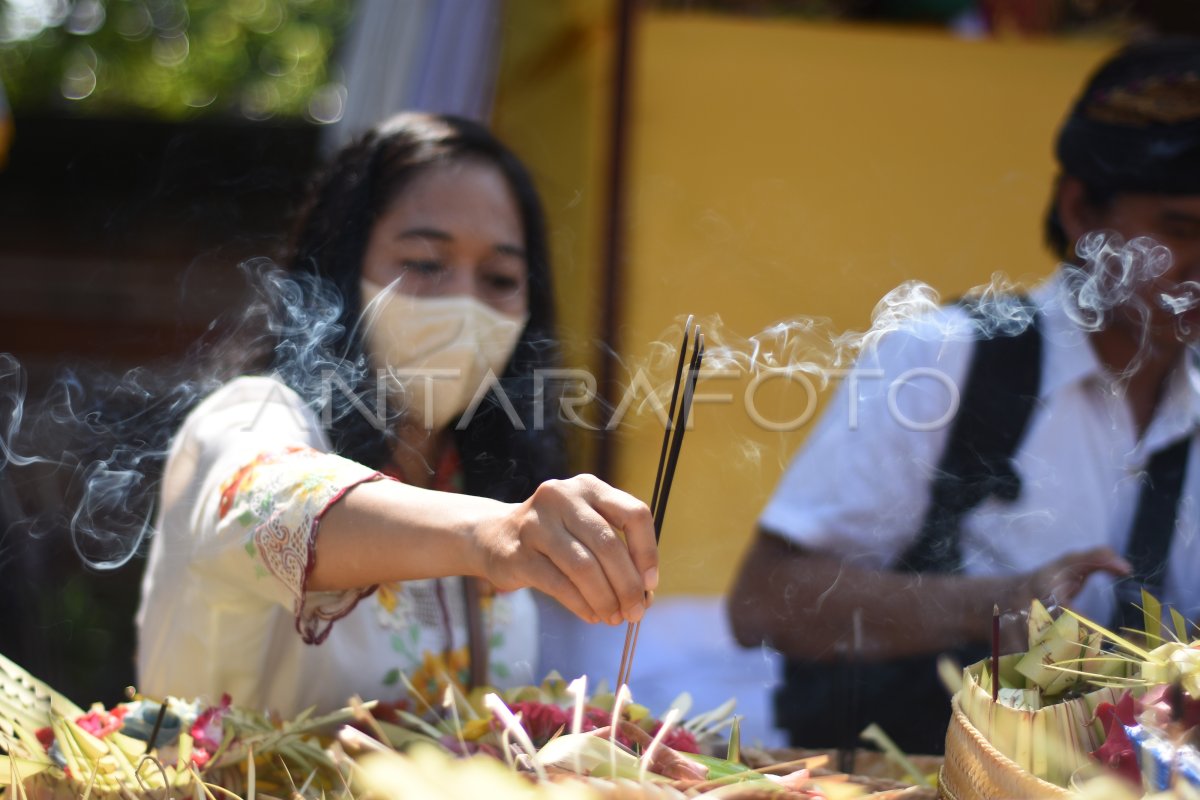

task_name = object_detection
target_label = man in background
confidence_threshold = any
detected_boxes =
[728,37,1200,754]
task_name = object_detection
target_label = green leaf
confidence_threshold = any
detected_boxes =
[1171,606,1189,642]
[683,751,755,780]
[0,755,54,786]
[1061,608,1153,661]
[397,672,439,718]
[392,709,449,741]
[376,720,448,751]
[382,668,400,687]
[860,723,934,789]
[1141,589,1163,640]
[389,633,413,659]
[726,716,741,764]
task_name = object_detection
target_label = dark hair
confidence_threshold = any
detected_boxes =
[280,112,567,501]
[1045,36,1200,259]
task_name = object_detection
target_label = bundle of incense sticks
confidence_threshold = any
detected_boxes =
[616,316,704,690]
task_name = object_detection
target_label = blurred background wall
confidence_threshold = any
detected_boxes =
[0,0,1192,743]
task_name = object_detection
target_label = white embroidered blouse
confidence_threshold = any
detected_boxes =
[136,376,538,715]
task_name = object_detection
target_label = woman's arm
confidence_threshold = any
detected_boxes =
[314,473,659,627]
[727,531,1130,661]
[181,379,657,634]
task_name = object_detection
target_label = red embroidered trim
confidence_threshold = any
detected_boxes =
[295,472,391,645]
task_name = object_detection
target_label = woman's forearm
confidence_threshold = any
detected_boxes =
[308,478,499,591]
[306,474,660,627]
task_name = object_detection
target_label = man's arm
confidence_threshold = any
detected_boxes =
[727,530,1131,662]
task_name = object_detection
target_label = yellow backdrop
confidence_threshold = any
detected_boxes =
[495,8,1116,596]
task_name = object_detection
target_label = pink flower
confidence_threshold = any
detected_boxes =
[581,707,610,733]
[75,706,128,739]
[190,694,232,766]
[506,701,570,747]
[651,722,699,754]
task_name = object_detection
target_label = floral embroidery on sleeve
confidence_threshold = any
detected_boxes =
[218,446,383,644]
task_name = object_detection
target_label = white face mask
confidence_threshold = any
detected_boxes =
[360,279,527,431]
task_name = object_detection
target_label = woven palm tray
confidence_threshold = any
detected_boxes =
[939,694,1070,800]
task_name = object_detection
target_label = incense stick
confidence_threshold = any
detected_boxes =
[991,604,1000,703]
[615,319,693,690]
[618,334,703,687]
[144,701,168,755]
[650,316,694,517]
[840,608,863,775]
[616,324,704,689]
[652,334,704,541]
[617,329,702,687]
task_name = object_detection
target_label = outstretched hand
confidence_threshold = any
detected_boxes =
[1008,546,1131,612]
[474,474,659,626]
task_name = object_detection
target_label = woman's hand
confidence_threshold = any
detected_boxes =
[473,474,659,625]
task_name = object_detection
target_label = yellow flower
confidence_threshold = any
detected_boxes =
[377,583,400,614]
[408,647,471,707]
[461,717,492,741]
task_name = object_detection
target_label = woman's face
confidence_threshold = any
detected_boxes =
[362,159,530,319]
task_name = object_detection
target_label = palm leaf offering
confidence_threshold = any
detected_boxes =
[954,594,1200,796]
[0,658,922,800]
[0,652,85,736]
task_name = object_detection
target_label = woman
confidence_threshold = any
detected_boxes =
[136,113,657,715]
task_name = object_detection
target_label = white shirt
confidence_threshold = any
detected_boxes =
[137,376,538,714]
[760,278,1200,624]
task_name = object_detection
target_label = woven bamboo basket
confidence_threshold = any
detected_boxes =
[939,694,1071,800]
